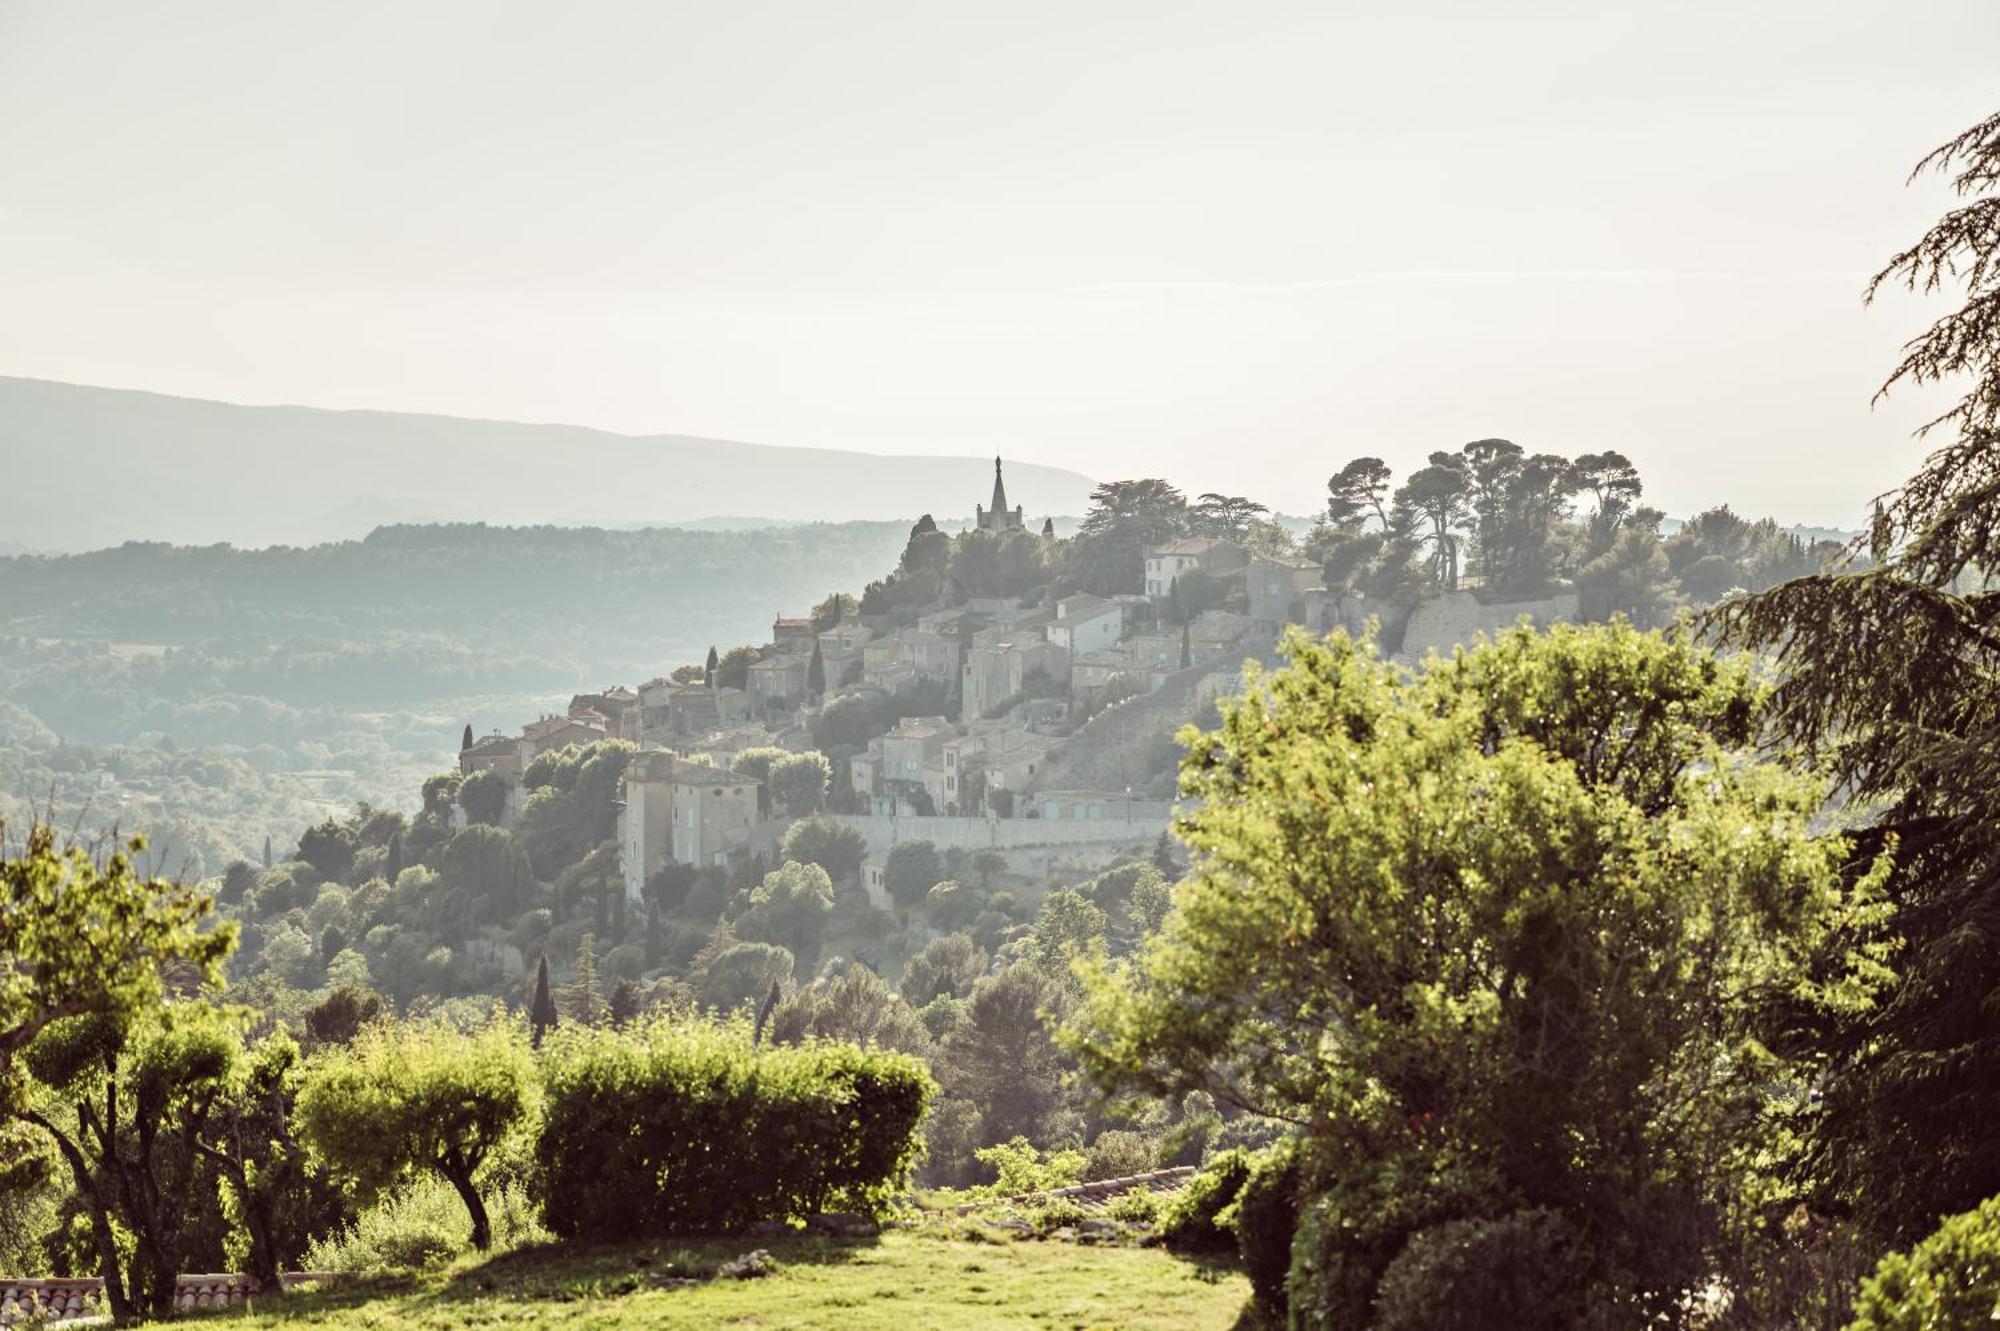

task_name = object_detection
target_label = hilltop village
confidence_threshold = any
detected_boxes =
[454,458,1601,920]
[459,461,1241,909]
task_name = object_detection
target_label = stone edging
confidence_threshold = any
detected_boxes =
[0,1272,339,1325]
[941,1165,1197,1215]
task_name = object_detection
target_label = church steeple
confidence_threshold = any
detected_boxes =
[976,456,1025,532]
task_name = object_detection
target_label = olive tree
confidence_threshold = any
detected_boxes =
[297,1017,537,1251]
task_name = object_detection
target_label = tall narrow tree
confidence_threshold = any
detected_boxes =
[461,723,473,752]
[807,639,826,698]
[1713,107,2000,1241]
[529,954,558,1048]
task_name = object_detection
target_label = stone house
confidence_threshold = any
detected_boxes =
[519,714,607,767]
[962,633,1069,721]
[568,687,638,740]
[771,616,818,654]
[901,630,960,681]
[1070,651,1164,700]
[459,733,522,780]
[816,624,873,689]
[1144,536,1248,599]
[746,652,811,709]
[860,853,891,911]
[642,683,752,742]
[924,727,1050,811]
[877,715,952,789]
[619,753,763,898]
[1045,593,1124,658]
[1245,556,1325,625]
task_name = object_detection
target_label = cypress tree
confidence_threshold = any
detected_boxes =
[705,645,719,688]
[563,933,605,1027]
[461,723,474,751]
[262,833,272,869]
[384,830,404,883]
[530,953,559,1047]
[646,899,664,967]
[1180,620,1193,670]
[807,640,826,698]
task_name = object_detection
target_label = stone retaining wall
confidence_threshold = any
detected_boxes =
[944,1165,1197,1215]
[0,1272,336,1325]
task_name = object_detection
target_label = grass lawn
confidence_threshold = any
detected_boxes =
[175,1231,1254,1330]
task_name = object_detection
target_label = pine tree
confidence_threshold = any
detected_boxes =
[530,953,559,1047]
[461,723,473,751]
[562,934,606,1027]
[1711,108,2000,1240]
[608,980,643,1028]
[807,640,826,697]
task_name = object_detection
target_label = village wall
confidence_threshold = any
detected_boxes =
[1398,591,1579,661]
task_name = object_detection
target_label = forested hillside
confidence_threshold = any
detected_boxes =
[0,521,913,874]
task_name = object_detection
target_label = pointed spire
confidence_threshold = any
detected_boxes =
[990,455,1010,518]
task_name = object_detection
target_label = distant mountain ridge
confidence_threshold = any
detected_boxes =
[0,377,1098,551]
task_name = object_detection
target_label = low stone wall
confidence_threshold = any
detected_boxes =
[943,1165,1197,1215]
[827,813,1170,858]
[0,1271,336,1325]
[1398,591,1579,662]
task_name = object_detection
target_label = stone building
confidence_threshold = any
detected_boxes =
[1143,536,1248,598]
[620,752,762,898]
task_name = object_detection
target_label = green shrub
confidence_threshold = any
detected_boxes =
[1159,1148,1252,1253]
[1106,1187,1163,1225]
[1284,1153,1496,1329]
[1847,1194,2000,1330]
[1370,1208,1591,1331]
[973,1137,1085,1197]
[1083,1129,1157,1181]
[1285,1190,1380,1330]
[1025,1198,1089,1235]
[303,1177,547,1275]
[536,1016,932,1238]
[1227,1139,1303,1319]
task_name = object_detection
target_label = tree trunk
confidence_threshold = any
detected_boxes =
[442,1165,492,1251]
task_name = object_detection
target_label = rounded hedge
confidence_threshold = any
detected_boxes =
[1158,1148,1253,1253]
[1847,1194,2000,1330]
[1371,1208,1590,1331]
[535,1017,933,1237]
[1229,1138,1303,1319]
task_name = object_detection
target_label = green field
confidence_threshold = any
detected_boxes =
[178,1232,1254,1330]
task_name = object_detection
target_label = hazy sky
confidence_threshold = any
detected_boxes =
[1,1,1993,526]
